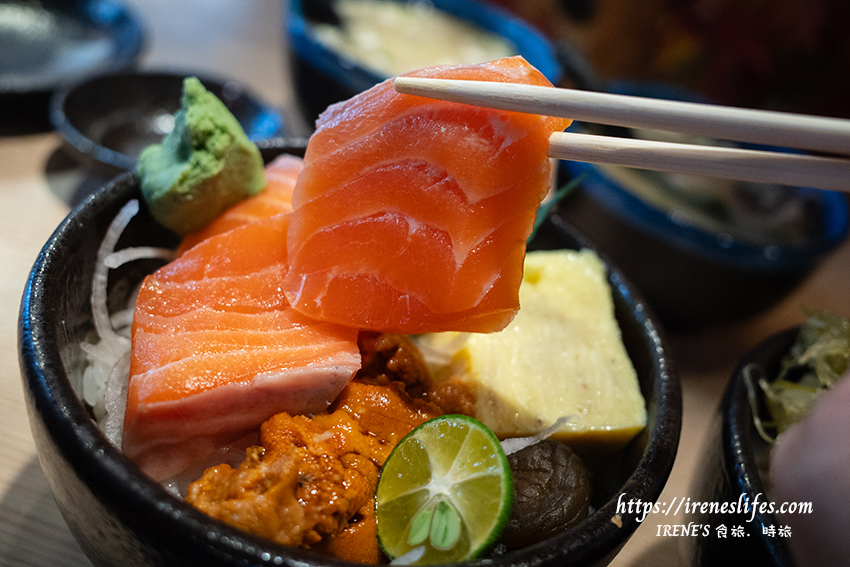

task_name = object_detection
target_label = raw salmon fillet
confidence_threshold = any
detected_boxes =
[177,154,303,254]
[283,57,570,334]
[124,211,361,481]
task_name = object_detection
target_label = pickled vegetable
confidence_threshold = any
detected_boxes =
[753,310,850,439]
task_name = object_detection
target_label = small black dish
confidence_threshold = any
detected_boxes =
[0,0,145,129]
[19,138,680,567]
[685,328,797,566]
[50,70,286,171]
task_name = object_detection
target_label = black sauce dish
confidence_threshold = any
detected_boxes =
[19,138,681,567]
[50,70,286,171]
[286,0,571,127]
[685,328,798,567]
[0,0,145,131]
[557,82,850,331]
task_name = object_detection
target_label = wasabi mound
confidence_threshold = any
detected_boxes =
[137,77,266,236]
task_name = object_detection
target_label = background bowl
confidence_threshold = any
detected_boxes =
[557,83,850,331]
[50,70,286,171]
[685,327,797,567]
[19,139,680,567]
[0,0,145,131]
[286,0,567,127]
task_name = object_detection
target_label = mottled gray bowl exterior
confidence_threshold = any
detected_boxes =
[19,140,681,567]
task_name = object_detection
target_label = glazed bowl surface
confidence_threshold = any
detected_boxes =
[686,328,797,566]
[19,139,681,567]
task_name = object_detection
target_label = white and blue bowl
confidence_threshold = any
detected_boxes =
[557,83,850,330]
[286,0,566,127]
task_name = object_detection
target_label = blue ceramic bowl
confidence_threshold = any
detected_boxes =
[557,83,850,330]
[286,0,564,126]
[18,140,680,567]
[50,70,286,171]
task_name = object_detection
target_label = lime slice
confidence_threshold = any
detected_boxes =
[376,414,514,564]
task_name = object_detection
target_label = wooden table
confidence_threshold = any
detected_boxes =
[1,2,848,565]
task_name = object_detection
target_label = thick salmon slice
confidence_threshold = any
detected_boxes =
[124,212,361,481]
[283,56,570,334]
[177,154,304,254]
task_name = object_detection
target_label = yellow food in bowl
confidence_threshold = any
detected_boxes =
[310,0,516,77]
[418,249,647,463]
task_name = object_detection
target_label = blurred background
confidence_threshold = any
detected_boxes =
[493,0,850,118]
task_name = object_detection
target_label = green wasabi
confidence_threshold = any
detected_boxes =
[137,77,266,236]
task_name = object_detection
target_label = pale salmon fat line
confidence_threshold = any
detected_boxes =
[283,56,571,335]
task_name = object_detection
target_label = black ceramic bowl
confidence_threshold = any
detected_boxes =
[286,0,567,127]
[50,70,285,171]
[557,83,850,331]
[685,328,797,566]
[19,139,681,567]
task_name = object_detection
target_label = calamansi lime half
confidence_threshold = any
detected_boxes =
[376,415,514,565]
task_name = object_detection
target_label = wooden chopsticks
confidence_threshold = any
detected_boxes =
[393,77,850,192]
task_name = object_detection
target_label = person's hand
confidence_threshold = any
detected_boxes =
[770,371,850,567]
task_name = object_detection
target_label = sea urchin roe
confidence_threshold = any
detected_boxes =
[356,332,477,416]
[355,332,434,396]
[186,380,442,558]
[186,411,377,547]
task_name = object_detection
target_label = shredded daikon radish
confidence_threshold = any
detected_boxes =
[109,307,136,334]
[415,332,470,367]
[105,246,175,268]
[80,198,175,442]
[390,546,426,565]
[500,415,577,455]
[92,200,139,357]
[99,351,131,448]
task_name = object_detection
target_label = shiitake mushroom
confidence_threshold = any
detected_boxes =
[501,440,592,548]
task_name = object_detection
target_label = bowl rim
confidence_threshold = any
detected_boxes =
[48,68,285,171]
[720,327,798,565]
[19,140,681,566]
[0,0,147,96]
[560,82,850,273]
[286,0,564,94]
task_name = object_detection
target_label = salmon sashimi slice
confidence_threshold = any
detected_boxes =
[177,154,304,254]
[124,212,361,481]
[283,56,571,334]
